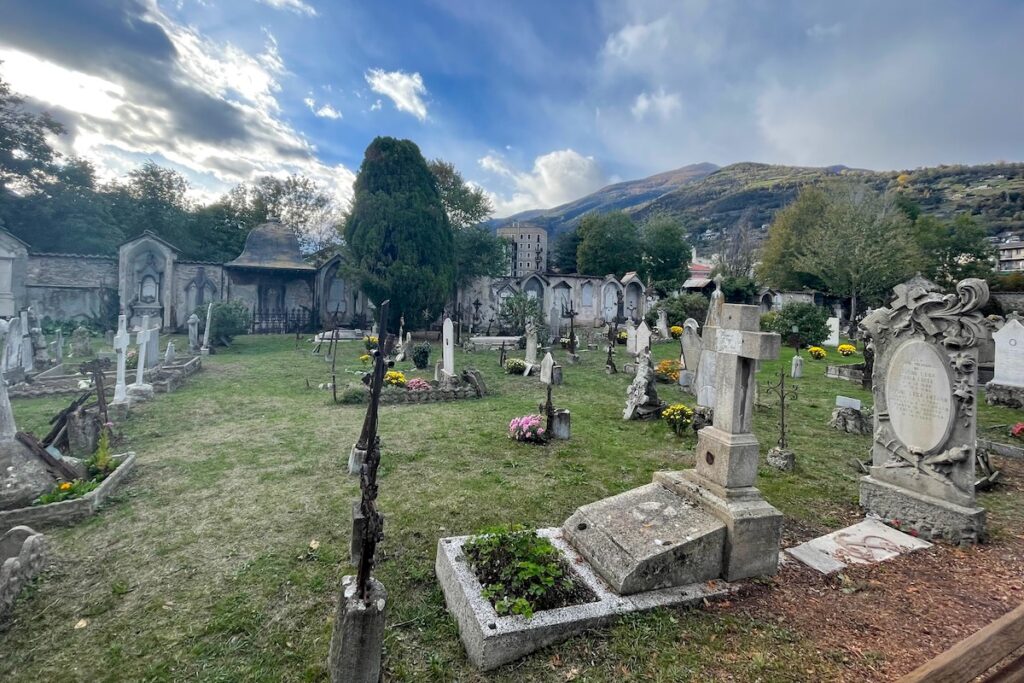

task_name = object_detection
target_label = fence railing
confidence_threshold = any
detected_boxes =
[251,307,313,335]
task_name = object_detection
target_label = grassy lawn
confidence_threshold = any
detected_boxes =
[0,334,1020,681]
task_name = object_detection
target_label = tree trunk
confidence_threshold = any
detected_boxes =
[849,291,858,321]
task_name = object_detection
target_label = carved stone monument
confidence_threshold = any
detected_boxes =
[187,313,200,353]
[679,318,701,389]
[622,350,665,420]
[859,276,988,544]
[985,316,1024,408]
[656,309,670,338]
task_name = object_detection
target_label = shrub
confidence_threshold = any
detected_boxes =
[808,346,826,360]
[838,343,857,357]
[406,378,431,391]
[462,525,590,619]
[645,293,710,329]
[654,359,680,383]
[508,414,545,443]
[505,358,527,374]
[384,370,406,387]
[364,335,379,351]
[670,325,683,339]
[764,302,829,348]
[34,479,100,506]
[87,425,116,478]
[662,403,694,435]
[412,342,431,369]
[498,292,543,335]
[338,386,367,404]
[196,300,251,343]
[760,311,779,333]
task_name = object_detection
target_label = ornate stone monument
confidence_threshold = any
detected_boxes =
[859,276,988,544]
[985,315,1024,408]
[622,350,665,420]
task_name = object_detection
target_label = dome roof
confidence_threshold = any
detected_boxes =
[226,220,314,271]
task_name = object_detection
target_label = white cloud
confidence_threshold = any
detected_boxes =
[806,23,843,41]
[304,96,342,119]
[631,88,682,121]
[603,17,669,61]
[370,98,382,111]
[257,0,317,18]
[479,149,607,217]
[364,68,428,121]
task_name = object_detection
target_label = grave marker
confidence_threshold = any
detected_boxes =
[986,317,1024,407]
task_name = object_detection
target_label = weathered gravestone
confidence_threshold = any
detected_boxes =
[829,395,871,435]
[187,313,200,352]
[539,352,569,439]
[825,317,840,347]
[70,326,92,358]
[985,317,1024,407]
[565,302,782,592]
[679,318,701,389]
[635,321,652,356]
[2,317,23,382]
[656,309,670,338]
[146,321,161,368]
[19,311,32,373]
[859,276,988,543]
[622,350,665,420]
[791,354,803,378]
[695,276,725,408]
[440,317,455,385]
[164,340,176,365]
[52,328,63,365]
[128,315,155,401]
[523,318,538,374]
[625,320,637,355]
[201,302,213,355]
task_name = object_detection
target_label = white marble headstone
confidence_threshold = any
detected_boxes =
[825,317,840,347]
[835,395,861,410]
[992,318,1024,387]
[636,322,652,355]
[540,352,555,385]
[442,317,454,376]
[626,321,637,355]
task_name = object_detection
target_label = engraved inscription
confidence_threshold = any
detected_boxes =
[716,329,742,355]
[885,340,953,453]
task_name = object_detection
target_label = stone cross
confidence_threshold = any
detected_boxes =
[201,302,213,354]
[187,313,200,352]
[134,315,154,386]
[636,321,652,355]
[442,317,454,377]
[695,304,780,486]
[113,315,130,403]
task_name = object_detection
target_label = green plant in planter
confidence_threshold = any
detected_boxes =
[462,525,591,619]
[412,342,431,369]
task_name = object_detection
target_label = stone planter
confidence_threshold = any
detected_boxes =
[435,528,728,671]
[0,453,137,528]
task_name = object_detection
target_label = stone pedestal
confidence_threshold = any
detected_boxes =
[551,409,570,440]
[328,575,387,683]
[860,476,985,545]
[127,384,154,403]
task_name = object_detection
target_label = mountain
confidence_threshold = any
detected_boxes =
[491,161,1024,245]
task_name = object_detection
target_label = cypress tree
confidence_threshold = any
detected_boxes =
[344,137,455,328]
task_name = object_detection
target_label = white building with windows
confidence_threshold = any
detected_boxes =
[497,223,547,277]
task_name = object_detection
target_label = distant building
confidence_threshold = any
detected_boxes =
[497,223,547,277]
[998,241,1024,272]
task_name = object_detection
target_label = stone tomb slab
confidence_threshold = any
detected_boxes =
[786,517,931,574]
[562,483,726,595]
[436,527,731,671]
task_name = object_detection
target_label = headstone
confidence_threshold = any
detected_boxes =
[787,518,931,575]
[164,340,176,365]
[835,395,861,410]
[2,317,22,378]
[70,326,92,359]
[52,329,64,365]
[551,409,571,440]
[656,309,670,338]
[19,311,33,372]
[986,318,1024,407]
[442,317,455,378]
[694,282,725,408]
[859,276,988,543]
[825,317,840,347]
[104,329,115,346]
[623,350,665,420]
[146,321,160,368]
[635,322,652,355]
[539,352,554,385]
[201,302,214,355]
[679,319,702,389]
[791,355,803,378]
[187,313,200,352]
[549,304,560,343]
[112,315,130,405]
[625,320,637,355]
[524,319,538,365]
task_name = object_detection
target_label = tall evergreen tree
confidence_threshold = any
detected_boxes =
[344,137,454,328]
[576,211,642,277]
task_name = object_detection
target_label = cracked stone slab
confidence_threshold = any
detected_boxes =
[786,517,932,574]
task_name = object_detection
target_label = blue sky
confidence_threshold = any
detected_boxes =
[1,0,1023,216]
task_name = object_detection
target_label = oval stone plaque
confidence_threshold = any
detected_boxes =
[885,339,954,454]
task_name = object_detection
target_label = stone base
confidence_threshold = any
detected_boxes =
[551,366,563,386]
[551,409,570,440]
[655,470,783,582]
[985,381,1024,409]
[127,383,154,403]
[108,401,130,422]
[200,347,211,356]
[766,447,795,472]
[348,445,366,476]
[436,528,730,671]
[828,406,871,435]
[328,575,387,683]
[563,483,726,595]
[859,476,986,545]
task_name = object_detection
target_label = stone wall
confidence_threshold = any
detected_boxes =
[992,292,1024,313]
[25,254,117,322]
[173,262,225,328]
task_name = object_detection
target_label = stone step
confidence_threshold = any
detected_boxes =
[562,482,726,595]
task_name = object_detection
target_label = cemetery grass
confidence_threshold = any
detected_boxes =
[0,337,1020,681]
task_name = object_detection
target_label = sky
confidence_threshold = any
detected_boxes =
[1,0,1023,217]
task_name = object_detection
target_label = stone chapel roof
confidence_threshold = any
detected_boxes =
[225,219,314,271]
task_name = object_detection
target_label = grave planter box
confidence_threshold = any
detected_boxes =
[825,362,869,385]
[436,527,728,671]
[0,453,137,528]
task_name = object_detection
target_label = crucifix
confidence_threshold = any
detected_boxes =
[112,315,130,404]
[605,321,618,374]
[471,299,482,334]
[561,299,578,355]
[498,341,507,368]
[539,352,556,436]
[761,369,798,449]
[355,300,395,599]
[79,358,112,426]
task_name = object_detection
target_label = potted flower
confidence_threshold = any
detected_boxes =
[670,325,683,339]
[838,343,857,357]
[808,346,827,360]
[508,415,546,443]
[662,403,694,435]
[384,370,406,387]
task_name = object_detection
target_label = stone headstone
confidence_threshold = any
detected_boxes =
[524,319,538,365]
[835,395,861,410]
[201,302,213,354]
[656,309,670,338]
[70,326,92,358]
[635,322,652,355]
[187,313,200,352]
[442,317,455,377]
[625,320,637,355]
[112,315,130,404]
[52,329,64,365]
[539,352,555,385]
[679,319,702,389]
[623,350,665,420]
[791,354,803,378]
[859,276,988,543]
[146,322,160,368]
[2,317,22,377]
[825,317,840,347]
[19,312,33,373]
[787,518,931,575]
[104,329,115,346]
[164,340,176,365]
[986,318,1024,407]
